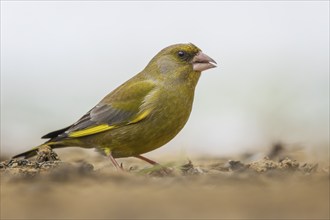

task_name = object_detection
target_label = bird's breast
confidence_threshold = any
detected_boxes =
[149,86,195,134]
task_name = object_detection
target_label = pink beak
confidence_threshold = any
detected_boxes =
[192,52,217,72]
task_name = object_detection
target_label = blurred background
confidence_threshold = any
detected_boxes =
[1,1,329,159]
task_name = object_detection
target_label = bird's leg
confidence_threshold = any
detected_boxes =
[104,148,123,170]
[108,154,124,170]
[135,155,159,165]
[135,155,172,175]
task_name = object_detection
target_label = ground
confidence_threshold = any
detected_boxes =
[0,145,329,219]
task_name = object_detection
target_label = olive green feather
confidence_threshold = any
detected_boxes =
[13,43,216,160]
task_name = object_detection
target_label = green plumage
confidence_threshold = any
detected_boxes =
[13,43,217,165]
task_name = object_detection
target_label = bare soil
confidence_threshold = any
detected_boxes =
[1,145,329,219]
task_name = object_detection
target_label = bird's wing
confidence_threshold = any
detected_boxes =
[43,80,157,139]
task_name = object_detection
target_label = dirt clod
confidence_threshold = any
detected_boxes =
[180,160,204,175]
[36,145,60,162]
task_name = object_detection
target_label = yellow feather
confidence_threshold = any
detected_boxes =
[103,148,111,156]
[129,109,152,124]
[69,124,115,138]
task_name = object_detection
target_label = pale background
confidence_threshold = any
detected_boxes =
[1,1,329,158]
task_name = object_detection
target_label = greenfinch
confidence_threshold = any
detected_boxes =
[13,43,217,168]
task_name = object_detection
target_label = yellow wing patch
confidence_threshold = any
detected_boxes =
[129,108,152,124]
[68,109,152,138]
[69,124,115,138]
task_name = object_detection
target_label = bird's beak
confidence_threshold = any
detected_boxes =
[192,52,217,72]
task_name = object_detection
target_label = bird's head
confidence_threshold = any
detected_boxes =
[144,43,217,85]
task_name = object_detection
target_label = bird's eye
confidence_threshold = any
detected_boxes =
[178,51,185,58]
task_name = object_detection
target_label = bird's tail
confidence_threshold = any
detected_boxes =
[12,147,40,159]
[12,142,64,159]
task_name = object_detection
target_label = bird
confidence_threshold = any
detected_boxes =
[13,43,217,169]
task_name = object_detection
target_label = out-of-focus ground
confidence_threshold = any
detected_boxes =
[0,144,329,219]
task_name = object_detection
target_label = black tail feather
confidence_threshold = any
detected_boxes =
[12,142,67,159]
[41,126,71,139]
[12,148,38,159]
